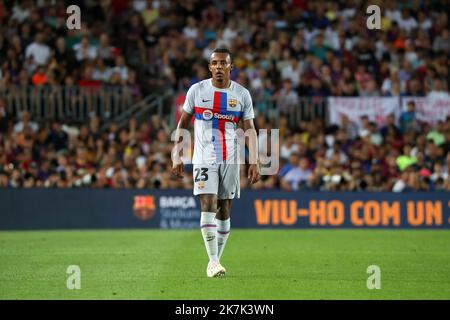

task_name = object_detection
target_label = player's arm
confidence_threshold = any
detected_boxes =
[242,88,260,184]
[243,119,260,184]
[172,84,196,178]
[171,111,193,178]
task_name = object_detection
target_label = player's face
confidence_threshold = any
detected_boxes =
[209,53,232,82]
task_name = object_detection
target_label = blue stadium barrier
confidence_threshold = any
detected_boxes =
[0,189,449,230]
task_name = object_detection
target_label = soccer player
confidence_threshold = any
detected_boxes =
[172,48,260,278]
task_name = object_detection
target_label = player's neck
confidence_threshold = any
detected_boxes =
[211,78,231,89]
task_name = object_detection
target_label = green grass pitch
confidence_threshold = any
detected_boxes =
[1,229,449,299]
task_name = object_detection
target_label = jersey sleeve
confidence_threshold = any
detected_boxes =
[182,84,196,115]
[242,89,255,120]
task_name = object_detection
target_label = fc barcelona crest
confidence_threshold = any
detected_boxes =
[228,99,237,107]
[133,195,156,220]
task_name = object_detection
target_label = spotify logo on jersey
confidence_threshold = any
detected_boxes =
[202,109,235,122]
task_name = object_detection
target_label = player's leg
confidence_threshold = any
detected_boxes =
[216,199,232,259]
[217,163,240,259]
[199,193,219,262]
[193,164,225,277]
[199,194,226,277]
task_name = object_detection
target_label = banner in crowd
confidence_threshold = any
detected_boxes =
[328,97,400,127]
[1,190,449,230]
[401,96,450,124]
[328,96,450,127]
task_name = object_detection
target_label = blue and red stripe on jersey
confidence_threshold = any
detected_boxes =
[193,91,243,162]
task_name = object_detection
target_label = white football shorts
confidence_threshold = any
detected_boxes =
[193,163,240,199]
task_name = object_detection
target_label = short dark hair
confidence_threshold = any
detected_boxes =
[211,47,232,61]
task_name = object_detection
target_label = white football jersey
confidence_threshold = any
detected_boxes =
[183,78,255,165]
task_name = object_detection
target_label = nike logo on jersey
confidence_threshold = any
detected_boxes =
[202,99,211,102]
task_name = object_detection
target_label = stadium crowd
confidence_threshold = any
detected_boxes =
[1,97,449,191]
[0,0,449,191]
[0,0,449,99]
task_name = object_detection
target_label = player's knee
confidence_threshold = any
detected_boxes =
[217,209,230,220]
[200,197,217,212]
[202,203,217,212]
[217,203,231,219]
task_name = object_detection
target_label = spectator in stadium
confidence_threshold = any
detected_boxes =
[281,57,303,89]
[54,36,77,77]
[73,35,98,62]
[279,152,300,178]
[97,32,116,64]
[399,100,418,133]
[359,79,380,97]
[48,120,68,152]
[112,55,129,81]
[78,66,101,88]
[380,113,401,138]
[427,78,450,99]
[433,29,450,53]
[92,58,112,83]
[14,110,38,134]
[275,79,299,116]
[31,66,47,86]
[0,99,9,134]
[340,114,359,140]
[326,141,349,165]
[25,32,50,67]
[281,157,312,191]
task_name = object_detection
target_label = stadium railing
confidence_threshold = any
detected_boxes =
[0,85,133,121]
[253,96,328,126]
[5,85,448,130]
[99,90,173,132]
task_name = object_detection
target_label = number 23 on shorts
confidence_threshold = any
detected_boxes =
[194,168,209,182]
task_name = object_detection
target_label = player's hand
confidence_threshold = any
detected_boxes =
[172,163,184,178]
[248,164,260,184]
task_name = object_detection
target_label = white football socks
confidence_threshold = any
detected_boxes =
[200,212,218,262]
[217,218,230,259]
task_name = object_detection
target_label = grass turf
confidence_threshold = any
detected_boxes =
[0,229,449,299]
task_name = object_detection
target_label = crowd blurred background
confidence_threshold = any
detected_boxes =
[0,0,449,191]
